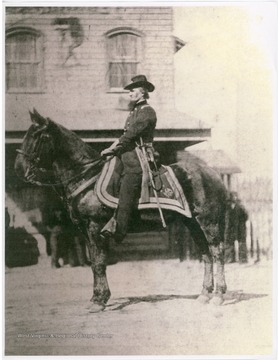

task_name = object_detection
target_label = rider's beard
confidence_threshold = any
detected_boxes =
[128,100,137,111]
[128,98,145,111]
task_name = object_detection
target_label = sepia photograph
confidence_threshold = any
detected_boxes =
[3,1,277,357]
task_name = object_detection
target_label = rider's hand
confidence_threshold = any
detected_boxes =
[101,148,114,157]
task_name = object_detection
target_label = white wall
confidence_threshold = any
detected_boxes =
[174,4,276,178]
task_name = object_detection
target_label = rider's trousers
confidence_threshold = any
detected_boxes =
[115,172,142,242]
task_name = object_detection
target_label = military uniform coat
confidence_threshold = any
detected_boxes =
[114,100,157,173]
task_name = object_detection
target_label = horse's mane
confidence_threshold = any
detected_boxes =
[49,119,100,164]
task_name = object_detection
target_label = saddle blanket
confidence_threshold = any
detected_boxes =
[96,157,192,218]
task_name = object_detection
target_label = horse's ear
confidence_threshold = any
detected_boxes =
[31,108,48,127]
[33,107,39,115]
[29,110,34,122]
[29,110,40,126]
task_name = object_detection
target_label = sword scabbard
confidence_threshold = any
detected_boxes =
[140,138,167,228]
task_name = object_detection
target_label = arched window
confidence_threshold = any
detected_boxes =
[106,28,143,90]
[6,27,44,92]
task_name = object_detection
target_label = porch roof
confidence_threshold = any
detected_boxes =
[6,108,210,148]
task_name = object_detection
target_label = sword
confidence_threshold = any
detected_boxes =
[140,138,167,228]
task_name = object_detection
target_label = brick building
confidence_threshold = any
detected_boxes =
[5,7,210,259]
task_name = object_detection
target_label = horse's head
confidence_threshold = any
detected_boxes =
[15,108,55,184]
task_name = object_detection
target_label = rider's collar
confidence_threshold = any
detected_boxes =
[132,99,147,110]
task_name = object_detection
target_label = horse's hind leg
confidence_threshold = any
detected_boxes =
[210,243,226,305]
[185,218,214,302]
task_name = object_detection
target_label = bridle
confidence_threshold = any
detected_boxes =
[16,126,104,187]
[17,132,50,163]
[16,125,54,185]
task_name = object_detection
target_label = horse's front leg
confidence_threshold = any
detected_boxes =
[86,220,111,313]
[198,253,214,303]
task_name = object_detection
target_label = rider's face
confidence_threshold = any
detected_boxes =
[129,87,144,102]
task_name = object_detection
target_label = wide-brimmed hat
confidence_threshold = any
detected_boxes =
[124,75,155,92]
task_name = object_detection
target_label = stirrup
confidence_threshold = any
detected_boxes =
[100,230,113,241]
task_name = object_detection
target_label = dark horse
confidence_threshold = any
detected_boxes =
[15,109,228,312]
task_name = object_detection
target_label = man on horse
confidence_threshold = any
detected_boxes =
[100,75,157,243]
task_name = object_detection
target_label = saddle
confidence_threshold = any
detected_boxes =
[96,156,192,218]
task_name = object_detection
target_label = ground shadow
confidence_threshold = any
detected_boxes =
[105,291,268,311]
[222,290,268,306]
[105,294,199,311]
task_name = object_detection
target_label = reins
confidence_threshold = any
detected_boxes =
[17,147,105,187]
[37,157,105,187]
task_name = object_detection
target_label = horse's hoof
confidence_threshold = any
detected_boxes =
[210,295,224,306]
[88,302,105,313]
[197,294,210,304]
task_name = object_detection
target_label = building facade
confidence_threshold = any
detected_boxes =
[5,7,209,145]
